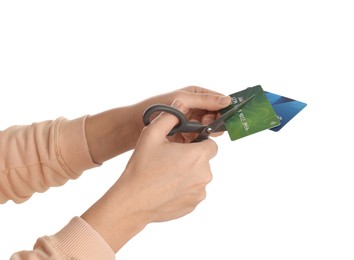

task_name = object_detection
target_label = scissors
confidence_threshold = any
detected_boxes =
[143,94,256,142]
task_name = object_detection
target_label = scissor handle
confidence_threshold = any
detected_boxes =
[143,104,204,136]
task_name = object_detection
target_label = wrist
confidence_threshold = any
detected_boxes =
[85,105,141,164]
[81,181,151,253]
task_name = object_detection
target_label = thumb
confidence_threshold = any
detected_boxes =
[148,100,185,138]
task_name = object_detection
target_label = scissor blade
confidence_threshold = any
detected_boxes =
[215,124,227,132]
[210,94,256,132]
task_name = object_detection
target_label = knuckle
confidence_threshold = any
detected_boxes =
[198,139,218,158]
[183,85,200,93]
[211,140,218,153]
[204,172,213,184]
[186,206,197,215]
[198,189,207,202]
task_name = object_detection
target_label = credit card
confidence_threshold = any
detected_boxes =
[220,85,280,141]
[265,91,307,132]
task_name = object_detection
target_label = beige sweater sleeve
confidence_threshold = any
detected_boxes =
[0,116,97,204]
[10,217,115,260]
[0,116,115,259]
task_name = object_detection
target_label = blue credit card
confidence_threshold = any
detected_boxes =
[265,91,307,132]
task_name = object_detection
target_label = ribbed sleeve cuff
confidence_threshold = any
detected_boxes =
[49,217,115,260]
[56,116,100,179]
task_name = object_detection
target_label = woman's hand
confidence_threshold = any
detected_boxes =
[81,99,219,253]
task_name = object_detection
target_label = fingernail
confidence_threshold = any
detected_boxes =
[218,96,231,106]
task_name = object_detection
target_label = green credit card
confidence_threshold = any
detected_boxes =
[220,85,280,141]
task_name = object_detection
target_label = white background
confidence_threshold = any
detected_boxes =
[0,1,353,259]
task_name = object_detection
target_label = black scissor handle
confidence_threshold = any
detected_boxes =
[143,104,204,136]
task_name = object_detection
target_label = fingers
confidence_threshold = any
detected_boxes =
[201,112,225,137]
[201,112,217,125]
[178,87,232,111]
[147,100,186,139]
[181,132,199,143]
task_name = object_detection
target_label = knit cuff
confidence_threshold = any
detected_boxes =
[55,116,100,179]
[48,216,115,260]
